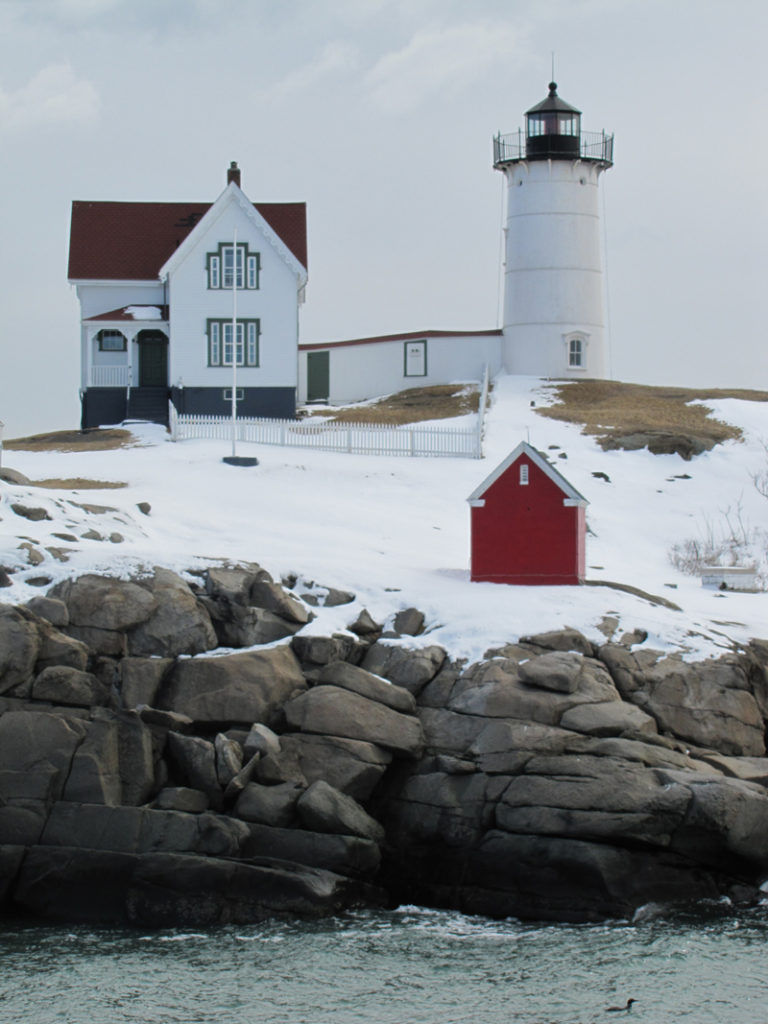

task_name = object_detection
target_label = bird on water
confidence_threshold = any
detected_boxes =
[606,998,637,1012]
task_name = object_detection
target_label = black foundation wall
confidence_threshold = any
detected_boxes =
[80,389,128,430]
[170,387,296,420]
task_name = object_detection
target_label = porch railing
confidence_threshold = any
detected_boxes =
[91,366,131,387]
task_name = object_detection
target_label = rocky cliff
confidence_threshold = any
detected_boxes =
[1,564,767,926]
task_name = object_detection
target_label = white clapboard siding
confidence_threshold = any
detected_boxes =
[169,405,482,458]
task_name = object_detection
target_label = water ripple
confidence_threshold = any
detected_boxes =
[2,905,768,1023]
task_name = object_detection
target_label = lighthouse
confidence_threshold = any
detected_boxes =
[494,83,614,378]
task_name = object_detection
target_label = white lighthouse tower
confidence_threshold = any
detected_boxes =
[494,82,614,378]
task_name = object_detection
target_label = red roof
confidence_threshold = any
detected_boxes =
[299,328,502,351]
[68,199,307,280]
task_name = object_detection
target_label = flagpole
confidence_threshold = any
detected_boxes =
[231,228,237,458]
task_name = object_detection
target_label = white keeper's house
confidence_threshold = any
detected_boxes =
[69,82,613,428]
[68,162,307,428]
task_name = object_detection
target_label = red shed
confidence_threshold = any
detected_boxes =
[467,442,588,585]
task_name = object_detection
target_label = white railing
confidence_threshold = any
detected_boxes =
[91,365,130,387]
[169,404,482,458]
[477,364,490,440]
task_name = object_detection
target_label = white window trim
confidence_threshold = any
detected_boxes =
[247,254,259,289]
[563,331,589,372]
[98,329,127,352]
[208,243,260,290]
[207,318,260,367]
[210,322,221,365]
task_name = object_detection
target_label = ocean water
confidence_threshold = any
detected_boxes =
[2,902,767,1024]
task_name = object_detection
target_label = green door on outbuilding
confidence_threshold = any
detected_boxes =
[307,351,329,402]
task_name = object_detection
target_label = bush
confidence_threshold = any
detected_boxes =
[669,502,766,589]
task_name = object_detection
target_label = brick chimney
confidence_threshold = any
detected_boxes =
[227,161,241,187]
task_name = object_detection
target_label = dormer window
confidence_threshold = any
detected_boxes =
[207,243,260,290]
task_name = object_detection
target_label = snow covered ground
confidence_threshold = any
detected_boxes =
[1,375,766,663]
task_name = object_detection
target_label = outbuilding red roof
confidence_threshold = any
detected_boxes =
[299,328,502,351]
[68,200,307,281]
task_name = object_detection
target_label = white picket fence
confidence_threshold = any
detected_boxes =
[169,367,490,459]
[170,408,479,458]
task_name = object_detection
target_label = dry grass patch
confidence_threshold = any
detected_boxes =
[5,428,137,452]
[536,380,768,455]
[31,478,127,490]
[302,384,481,426]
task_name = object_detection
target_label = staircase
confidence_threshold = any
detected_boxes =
[126,387,169,426]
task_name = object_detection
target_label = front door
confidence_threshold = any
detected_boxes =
[307,351,330,402]
[139,333,168,387]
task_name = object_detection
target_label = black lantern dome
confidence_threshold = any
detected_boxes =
[525,82,581,159]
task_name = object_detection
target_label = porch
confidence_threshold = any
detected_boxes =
[83,308,169,390]
[82,310,170,427]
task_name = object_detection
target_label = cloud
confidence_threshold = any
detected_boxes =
[256,41,360,102]
[51,0,122,21]
[365,21,524,113]
[0,63,100,131]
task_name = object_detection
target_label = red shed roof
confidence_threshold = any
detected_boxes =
[468,441,588,506]
[68,199,307,281]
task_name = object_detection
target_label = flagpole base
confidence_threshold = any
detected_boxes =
[222,456,258,467]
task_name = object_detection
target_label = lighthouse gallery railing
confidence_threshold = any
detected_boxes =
[493,130,614,167]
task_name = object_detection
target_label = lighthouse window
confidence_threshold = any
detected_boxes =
[569,338,583,368]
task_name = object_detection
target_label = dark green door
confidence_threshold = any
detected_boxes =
[307,351,329,402]
[139,335,168,387]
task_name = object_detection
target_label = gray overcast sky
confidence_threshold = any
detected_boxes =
[0,0,765,437]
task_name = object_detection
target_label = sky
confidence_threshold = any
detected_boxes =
[0,0,766,439]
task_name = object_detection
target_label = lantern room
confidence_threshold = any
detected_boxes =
[525,82,581,159]
[493,81,613,167]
